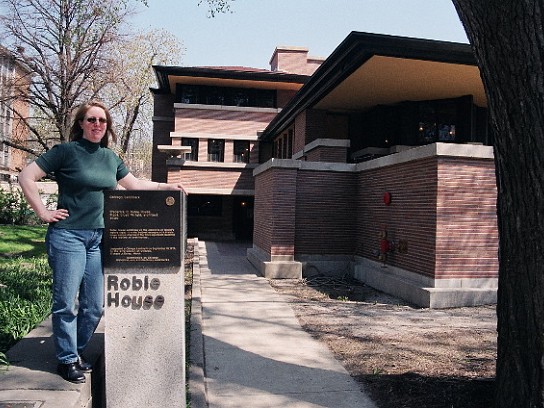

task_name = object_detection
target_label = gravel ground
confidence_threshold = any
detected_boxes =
[269,276,497,408]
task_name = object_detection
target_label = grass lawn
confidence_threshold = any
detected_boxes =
[0,224,47,261]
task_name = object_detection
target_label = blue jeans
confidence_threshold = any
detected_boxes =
[46,227,104,364]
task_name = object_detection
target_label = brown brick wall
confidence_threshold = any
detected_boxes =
[356,159,438,278]
[249,141,259,164]
[253,167,297,257]
[224,140,234,163]
[305,146,348,163]
[295,170,357,255]
[305,110,327,144]
[270,48,310,74]
[288,110,350,160]
[167,167,182,184]
[277,90,299,108]
[293,112,306,156]
[175,108,276,136]
[2,64,30,172]
[252,153,499,281]
[435,158,498,278]
[10,99,29,171]
[355,156,498,280]
[198,139,208,162]
[177,167,255,192]
[253,170,273,254]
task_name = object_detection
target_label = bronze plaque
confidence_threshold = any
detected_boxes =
[103,190,181,268]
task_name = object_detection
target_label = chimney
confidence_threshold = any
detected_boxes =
[269,46,324,75]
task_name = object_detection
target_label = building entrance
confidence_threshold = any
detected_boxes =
[187,194,254,241]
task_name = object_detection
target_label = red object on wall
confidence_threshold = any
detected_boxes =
[380,238,390,254]
[383,192,392,205]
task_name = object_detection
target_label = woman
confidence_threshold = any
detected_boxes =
[18,101,184,384]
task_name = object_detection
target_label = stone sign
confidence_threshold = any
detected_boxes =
[103,190,185,408]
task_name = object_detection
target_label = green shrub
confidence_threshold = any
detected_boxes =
[0,184,38,225]
[0,183,57,226]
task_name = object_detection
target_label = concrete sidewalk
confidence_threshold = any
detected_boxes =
[0,318,104,408]
[189,240,376,408]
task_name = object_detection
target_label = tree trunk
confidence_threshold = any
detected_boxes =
[451,1,544,407]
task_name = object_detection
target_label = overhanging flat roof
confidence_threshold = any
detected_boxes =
[152,66,309,94]
[261,31,486,141]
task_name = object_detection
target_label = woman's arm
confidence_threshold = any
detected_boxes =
[117,172,186,192]
[18,162,69,223]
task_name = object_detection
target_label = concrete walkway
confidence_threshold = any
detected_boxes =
[189,240,376,408]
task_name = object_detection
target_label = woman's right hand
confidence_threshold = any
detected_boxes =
[38,208,69,223]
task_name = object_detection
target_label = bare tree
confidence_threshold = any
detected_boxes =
[0,0,133,155]
[105,29,183,155]
[103,28,184,178]
[451,1,544,407]
[0,0,233,160]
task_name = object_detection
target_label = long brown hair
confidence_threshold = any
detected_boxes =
[69,101,117,147]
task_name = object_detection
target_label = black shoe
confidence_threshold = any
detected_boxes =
[57,362,86,384]
[77,357,92,373]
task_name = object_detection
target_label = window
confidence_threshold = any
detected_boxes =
[208,139,224,162]
[226,89,249,107]
[181,138,199,161]
[274,137,283,158]
[179,85,199,104]
[351,95,484,158]
[204,87,224,105]
[287,130,293,159]
[417,101,458,144]
[273,131,293,159]
[234,140,250,163]
[176,84,276,108]
[1,142,9,169]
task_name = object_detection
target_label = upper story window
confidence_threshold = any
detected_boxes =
[350,95,490,158]
[208,139,224,162]
[182,138,199,161]
[176,84,276,108]
[234,140,250,163]
[273,130,293,159]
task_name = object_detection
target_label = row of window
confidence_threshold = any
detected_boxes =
[351,95,490,154]
[181,138,250,163]
[176,84,277,108]
[177,95,488,165]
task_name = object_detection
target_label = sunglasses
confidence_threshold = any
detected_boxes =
[85,117,107,124]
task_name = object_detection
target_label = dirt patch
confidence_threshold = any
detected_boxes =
[269,276,496,408]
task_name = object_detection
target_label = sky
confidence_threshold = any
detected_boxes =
[132,0,469,70]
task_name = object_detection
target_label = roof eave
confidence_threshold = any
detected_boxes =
[260,31,477,141]
[152,65,310,94]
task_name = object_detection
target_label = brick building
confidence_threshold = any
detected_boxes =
[0,46,31,181]
[153,32,497,308]
[152,47,321,240]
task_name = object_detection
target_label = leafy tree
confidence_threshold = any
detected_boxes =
[451,1,544,406]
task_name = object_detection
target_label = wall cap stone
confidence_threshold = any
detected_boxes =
[254,143,494,177]
[174,103,280,114]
